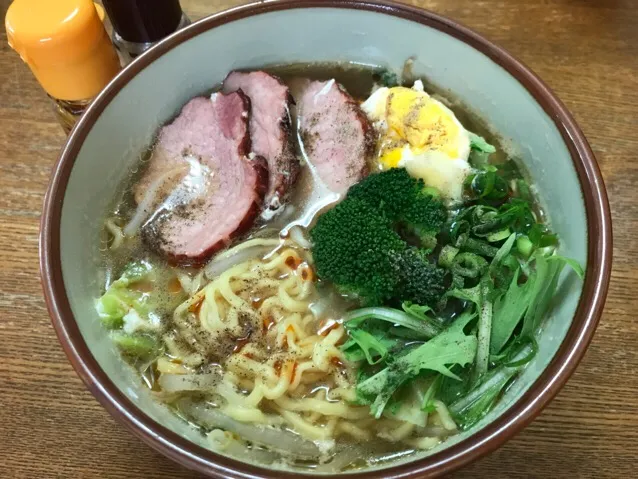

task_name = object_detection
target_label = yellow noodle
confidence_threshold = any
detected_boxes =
[406,436,442,450]
[307,411,322,423]
[327,387,358,402]
[243,380,266,407]
[156,357,190,374]
[378,421,415,442]
[274,396,369,419]
[222,404,271,424]
[289,361,317,390]
[162,244,452,451]
[105,218,124,250]
[273,407,335,440]
[337,421,373,441]
[433,400,457,431]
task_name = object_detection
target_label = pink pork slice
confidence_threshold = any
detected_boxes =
[134,92,268,265]
[222,71,299,213]
[296,79,372,194]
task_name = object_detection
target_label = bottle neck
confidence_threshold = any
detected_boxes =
[101,0,185,43]
[111,13,190,64]
[49,97,94,134]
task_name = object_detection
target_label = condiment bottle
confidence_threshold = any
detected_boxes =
[5,0,121,134]
[101,0,190,65]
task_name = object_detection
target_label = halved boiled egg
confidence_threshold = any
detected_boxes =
[361,80,471,200]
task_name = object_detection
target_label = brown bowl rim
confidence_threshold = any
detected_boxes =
[39,0,612,477]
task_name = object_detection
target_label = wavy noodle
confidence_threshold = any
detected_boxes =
[156,241,455,454]
[105,218,124,250]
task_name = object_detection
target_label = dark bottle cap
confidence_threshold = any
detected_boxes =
[101,0,184,43]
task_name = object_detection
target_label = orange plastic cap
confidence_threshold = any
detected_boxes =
[6,0,120,101]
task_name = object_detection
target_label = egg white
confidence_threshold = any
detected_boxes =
[361,81,471,201]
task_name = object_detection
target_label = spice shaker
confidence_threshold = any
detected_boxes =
[5,0,121,134]
[101,0,190,65]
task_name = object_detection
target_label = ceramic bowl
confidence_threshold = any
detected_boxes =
[40,1,612,477]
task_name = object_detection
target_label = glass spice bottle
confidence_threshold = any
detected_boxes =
[100,0,190,65]
[5,0,121,134]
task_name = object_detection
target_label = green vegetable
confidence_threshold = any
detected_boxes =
[391,248,448,307]
[455,234,500,258]
[401,301,445,328]
[421,375,441,412]
[311,198,405,305]
[95,261,154,330]
[449,341,534,429]
[449,234,516,380]
[449,276,493,381]
[452,252,488,279]
[520,253,584,337]
[347,168,447,248]
[489,268,534,354]
[489,233,517,275]
[438,245,459,268]
[96,292,129,329]
[498,160,525,182]
[342,332,399,363]
[110,332,160,359]
[116,261,153,286]
[347,329,391,365]
[515,178,533,202]
[311,170,448,306]
[528,223,559,248]
[437,367,472,405]
[376,69,399,87]
[344,305,441,339]
[466,169,509,201]
[471,200,535,237]
[452,201,535,246]
[449,362,518,429]
[469,149,491,169]
[516,235,534,258]
[383,379,432,426]
[469,132,496,153]
[486,228,512,243]
[315,157,586,428]
[95,260,186,336]
[356,311,477,418]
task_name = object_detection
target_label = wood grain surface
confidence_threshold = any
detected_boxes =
[0,0,635,477]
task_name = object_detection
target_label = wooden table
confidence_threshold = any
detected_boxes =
[1,0,635,477]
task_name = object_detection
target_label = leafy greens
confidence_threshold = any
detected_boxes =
[353,311,477,418]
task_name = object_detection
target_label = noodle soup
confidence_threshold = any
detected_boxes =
[97,63,583,471]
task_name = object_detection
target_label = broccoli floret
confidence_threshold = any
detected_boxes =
[348,168,447,248]
[347,168,416,218]
[311,198,406,305]
[401,191,447,249]
[391,248,448,307]
[310,170,450,307]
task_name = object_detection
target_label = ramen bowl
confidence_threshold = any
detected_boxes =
[40,1,611,477]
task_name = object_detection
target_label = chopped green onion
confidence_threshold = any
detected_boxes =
[516,179,533,202]
[469,132,497,153]
[439,245,460,268]
[453,253,488,278]
[516,235,534,258]
[456,234,499,258]
[486,228,512,243]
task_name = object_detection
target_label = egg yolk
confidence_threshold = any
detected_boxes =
[379,147,404,168]
[384,87,460,159]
